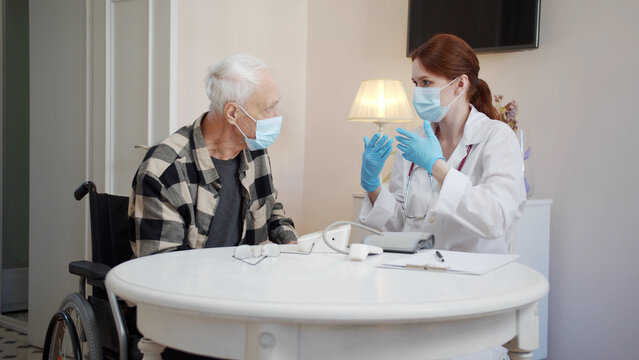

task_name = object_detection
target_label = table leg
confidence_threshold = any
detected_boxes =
[507,352,533,360]
[245,322,298,360]
[504,302,539,360]
[138,337,166,360]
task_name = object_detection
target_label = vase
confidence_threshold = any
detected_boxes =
[519,129,534,197]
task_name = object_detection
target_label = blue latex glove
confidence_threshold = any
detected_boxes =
[395,122,444,174]
[360,133,394,192]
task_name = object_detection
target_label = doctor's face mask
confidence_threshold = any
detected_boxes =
[412,77,466,123]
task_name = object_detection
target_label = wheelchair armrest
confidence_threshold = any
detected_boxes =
[69,260,112,281]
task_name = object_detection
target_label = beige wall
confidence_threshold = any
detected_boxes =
[177,0,308,229]
[178,0,639,357]
[304,0,418,232]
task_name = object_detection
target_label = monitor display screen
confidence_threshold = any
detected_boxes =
[407,0,540,55]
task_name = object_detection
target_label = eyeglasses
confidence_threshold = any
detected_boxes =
[402,165,435,220]
[232,242,315,265]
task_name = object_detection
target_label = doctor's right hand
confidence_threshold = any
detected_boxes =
[396,123,444,175]
[361,133,393,192]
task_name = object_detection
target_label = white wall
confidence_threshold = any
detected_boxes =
[177,0,308,230]
[477,0,639,358]
[302,0,639,358]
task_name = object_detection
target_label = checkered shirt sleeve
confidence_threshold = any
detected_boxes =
[129,113,297,257]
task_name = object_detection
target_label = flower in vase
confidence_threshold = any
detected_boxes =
[494,94,533,196]
[493,94,519,132]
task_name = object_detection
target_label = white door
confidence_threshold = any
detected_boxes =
[29,0,176,346]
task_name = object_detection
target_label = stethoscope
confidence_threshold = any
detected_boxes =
[403,144,473,220]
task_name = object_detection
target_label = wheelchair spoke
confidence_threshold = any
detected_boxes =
[45,291,104,359]
[49,321,74,360]
[65,307,87,343]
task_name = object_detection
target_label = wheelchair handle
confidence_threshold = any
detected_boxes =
[74,181,97,200]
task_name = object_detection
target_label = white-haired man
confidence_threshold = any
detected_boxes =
[129,54,297,258]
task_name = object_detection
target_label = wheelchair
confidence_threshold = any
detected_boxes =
[42,181,142,360]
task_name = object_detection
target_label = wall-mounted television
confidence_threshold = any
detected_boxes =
[407,0,541,55]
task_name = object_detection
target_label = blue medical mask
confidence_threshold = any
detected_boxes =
[234,104,282,151]
[413,77,466,123]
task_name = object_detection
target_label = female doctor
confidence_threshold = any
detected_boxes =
[359,34,526,255]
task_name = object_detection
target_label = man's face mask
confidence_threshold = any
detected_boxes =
[234,104,282,151]
[412,77,465,123]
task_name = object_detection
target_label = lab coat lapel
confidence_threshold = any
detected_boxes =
[448,106,490,172]
[460,105,491,146]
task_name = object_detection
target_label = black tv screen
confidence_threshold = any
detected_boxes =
[407,0,540,55]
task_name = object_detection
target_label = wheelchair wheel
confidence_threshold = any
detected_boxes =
[42,311,82,360]
[57,292,103,359]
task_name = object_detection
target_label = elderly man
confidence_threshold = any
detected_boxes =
[129,54,297,258]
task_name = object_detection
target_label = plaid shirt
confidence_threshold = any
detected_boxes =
[129,113,297,257]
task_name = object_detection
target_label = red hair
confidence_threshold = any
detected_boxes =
[410,34,500,120]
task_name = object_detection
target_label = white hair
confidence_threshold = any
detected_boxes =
[205,54,269,116]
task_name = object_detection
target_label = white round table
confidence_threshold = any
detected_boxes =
[105,248,548,360]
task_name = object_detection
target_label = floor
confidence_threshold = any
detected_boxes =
[0,326,41,360]
[2,312,27,323]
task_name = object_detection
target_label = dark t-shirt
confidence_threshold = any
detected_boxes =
[205,155,242,248]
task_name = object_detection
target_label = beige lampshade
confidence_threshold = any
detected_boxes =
[347,79,414,131]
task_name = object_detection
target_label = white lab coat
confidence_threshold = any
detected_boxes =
[360,105,526,255]
[360,106,524,360]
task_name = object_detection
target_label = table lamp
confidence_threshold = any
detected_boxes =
[347,79,414,134]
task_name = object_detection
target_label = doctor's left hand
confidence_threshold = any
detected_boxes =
[396,124,444,174]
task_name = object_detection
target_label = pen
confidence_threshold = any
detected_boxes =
[435,250,445,263]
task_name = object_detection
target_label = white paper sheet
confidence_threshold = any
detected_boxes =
[380,250,520,275]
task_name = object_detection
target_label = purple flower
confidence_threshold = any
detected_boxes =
[493,96,519,131]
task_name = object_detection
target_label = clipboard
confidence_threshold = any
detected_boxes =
[380,250,520,275]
